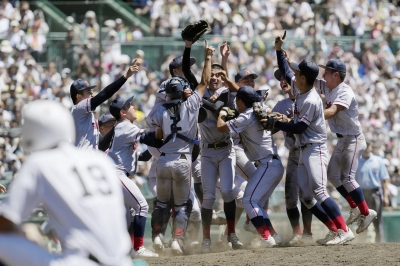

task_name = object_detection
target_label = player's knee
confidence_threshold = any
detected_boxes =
[202,198,215,209]
[220,188,234,202]
[285,198,298,209]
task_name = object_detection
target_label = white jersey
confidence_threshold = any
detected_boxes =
[226,107,275,161]
[108,120,144,176]
[153,91,201,154]
[71,98,99,150]
[272,98,296,150]
[199,87,235,145]
[290,77,327,147]
[316,79,362,135]
[0,143,131,266]
[146,80,167,131]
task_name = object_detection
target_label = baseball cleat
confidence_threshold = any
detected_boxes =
[171,239,184,256]
[346,207,361,225]
[228,233,243,250]
[259,235,277,248]
[211,210,227,225]
[272,233,282,245]
[302,233,314,243]
[326,228,355,245]
[243,221,258,234]
[201,239,212,254]
[131,246,159,258]
[316,230,337,245]
[356,209,377,234]
[153,235,165,254]
[288,233,304,246]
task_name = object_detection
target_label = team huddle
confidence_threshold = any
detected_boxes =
[0,27,378,265]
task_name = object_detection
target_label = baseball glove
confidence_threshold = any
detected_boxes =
[253,102,277,131]
[220,107,238,121]
[181,20,209,43]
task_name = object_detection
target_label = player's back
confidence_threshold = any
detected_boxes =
[71,99,99,149]
[28,143,131,266]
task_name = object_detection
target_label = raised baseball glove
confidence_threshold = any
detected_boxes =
[181,20,209,43]
[253,102,277,131]
[220,107,238,121]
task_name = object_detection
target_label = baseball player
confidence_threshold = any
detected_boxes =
[0,100,132,266]
[151,41,212,255]
[217,86,284,247]
[107,95,159,257]
[316,59,377,233]
[98,113,117,152]
[272,69,314,245]
[70,59,138,150]
[271,31,354,245]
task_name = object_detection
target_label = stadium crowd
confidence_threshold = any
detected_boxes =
[0,0,399,199]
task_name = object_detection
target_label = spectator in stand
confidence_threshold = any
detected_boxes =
[0,10,9,38]
[115,18,127,43]
[80,10,99,41]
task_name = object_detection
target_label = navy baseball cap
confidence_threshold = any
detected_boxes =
[318,59,346,73]
[211,63,224,70]
[235,69,258,82]
[290,59,319,81]
[98,113,116,126]
[274,69,282,81]
[236,86,260,104]
[70,79,96,95]
[109,95,135,118]
[169,56,196,76]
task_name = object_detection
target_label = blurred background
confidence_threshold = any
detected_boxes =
[0,0,400,249]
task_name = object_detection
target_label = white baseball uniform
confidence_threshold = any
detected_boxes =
[316,79,367,192]
[0,143,131,266]
[71,98,99,150]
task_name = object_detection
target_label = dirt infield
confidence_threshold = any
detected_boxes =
[142,243,400,266]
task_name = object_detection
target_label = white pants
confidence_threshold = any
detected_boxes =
[243,157,284,219]
[327,133,367,192]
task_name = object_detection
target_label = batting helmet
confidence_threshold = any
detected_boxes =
[21,100,75,153]
[165,77,190,100]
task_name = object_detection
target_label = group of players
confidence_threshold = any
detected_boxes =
[0,30,379,265]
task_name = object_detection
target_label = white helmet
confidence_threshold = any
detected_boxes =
[21,100,75,153]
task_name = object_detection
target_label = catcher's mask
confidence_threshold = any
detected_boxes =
[165,77,191,100]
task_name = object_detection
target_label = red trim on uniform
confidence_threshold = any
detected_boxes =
[348,136,358,189]
[121,181,142,215]
[187,161,192,199]
[227,121,238,133]
[319,146,328,197]
[250,163,269,216]
[237,164,250,180]
[300,117,311,123]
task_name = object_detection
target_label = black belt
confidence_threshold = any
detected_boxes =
[160,153,186,159]
[207,141,230,149]
[336,133,361,138]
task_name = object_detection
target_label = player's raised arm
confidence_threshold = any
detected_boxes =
[220,41,230,77]
[218,69,239,92]
[90,59,139,110]
[182,39,199,90]
[196,40,214,97]
[274,31,294,84]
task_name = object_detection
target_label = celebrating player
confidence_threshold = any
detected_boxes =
[0,100,132,266]
[70,59,139,150]
[316,59,377,233]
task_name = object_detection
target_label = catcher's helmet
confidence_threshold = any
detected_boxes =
[165,77,190,100]
[21,100,75,153]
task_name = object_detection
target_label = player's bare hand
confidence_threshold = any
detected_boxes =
[205,40,215,58]
[216,69,228,81]
[125,59,139,79]
[184,39,193,48]
[0,183,6,193]
[209,93,219,103]
[183,89,193,99]
[274,30,286,51]
[220,41,231,58]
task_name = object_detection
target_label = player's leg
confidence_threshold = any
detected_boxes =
[303,144,354,245]
[200,150,219,252]
[147,159,158,197]
[192,158,204,203]
[234,144,256,181]
[185,186,202,254]
[152,158,174,254]
[285,149,303,241]
[170,154,192,255]
[117,171,154,255]
[218,148,243,249]
[339,135,376,231]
